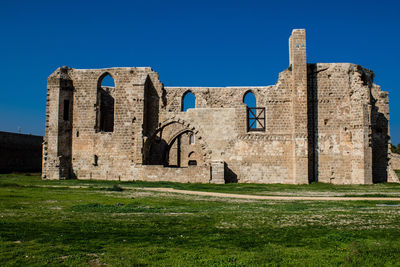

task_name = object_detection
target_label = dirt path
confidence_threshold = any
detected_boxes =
[139,187,400,201]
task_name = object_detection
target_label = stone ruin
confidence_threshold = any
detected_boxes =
[42,29,398,184]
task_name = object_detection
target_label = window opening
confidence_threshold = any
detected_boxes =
[243,91,265,132]
[97,73,115,132]
[243,91,256,108]
[101,74,115,87]
[246,107,265,131]
[189,133,195,144]
[182,91,195,112]
[63,100,70,121]
[188,160,197,166]
[93,155,98,166]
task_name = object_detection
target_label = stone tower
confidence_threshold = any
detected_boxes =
[42,66,74,179]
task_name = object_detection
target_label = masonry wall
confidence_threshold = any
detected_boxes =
[391,153,400,170]
[42,67,164,180]
[0,131,43,173]
[165,107,294,183]
[131,165,210,183]
[307,63,385,184]
[163,67,297,183]
[42,29,392,184]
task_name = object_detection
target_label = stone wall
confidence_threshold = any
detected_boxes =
[166,107,294,183]
[0,131,43,173]
[307,63,377,184]
[43,67,164,180]
[42,29,393,184]
[391,153,400,170]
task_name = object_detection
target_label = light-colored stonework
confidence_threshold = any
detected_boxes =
[42,29,398,184]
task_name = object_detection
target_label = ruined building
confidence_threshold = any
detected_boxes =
[42,29,398,184]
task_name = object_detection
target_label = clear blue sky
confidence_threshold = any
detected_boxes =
[1,0,399,143]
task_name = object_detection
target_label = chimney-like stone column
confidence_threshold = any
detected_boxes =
[289,29,309,184]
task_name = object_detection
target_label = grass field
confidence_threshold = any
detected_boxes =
[1,174,400,266]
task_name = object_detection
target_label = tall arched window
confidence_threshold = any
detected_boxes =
[96,73,115,132]
[243,90,265,132]
[182,91,195,112]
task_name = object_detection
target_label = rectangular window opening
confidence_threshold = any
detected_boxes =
[189,134,195,145]
[63,100,70,121]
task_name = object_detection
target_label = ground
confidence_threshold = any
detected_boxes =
[1,174,400,266]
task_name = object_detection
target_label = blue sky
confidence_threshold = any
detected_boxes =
[1,0,399,143]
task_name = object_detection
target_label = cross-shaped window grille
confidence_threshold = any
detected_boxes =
[247,107,265,132]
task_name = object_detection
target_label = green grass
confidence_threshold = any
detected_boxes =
[1,174,400,266]
[3,173,400,197]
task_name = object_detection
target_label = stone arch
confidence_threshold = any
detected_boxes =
[165,129,193,167]
[167,128,193,146]
[97,72,116,88]
[143,117,211,166]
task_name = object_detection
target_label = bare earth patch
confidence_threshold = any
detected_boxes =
[137,187,400,201]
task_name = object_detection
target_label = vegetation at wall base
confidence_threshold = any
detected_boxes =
[0,173,400,266]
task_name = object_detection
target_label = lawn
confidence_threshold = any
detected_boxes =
[1,174,400,266]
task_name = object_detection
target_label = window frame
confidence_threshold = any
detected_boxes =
[246,107,266,132]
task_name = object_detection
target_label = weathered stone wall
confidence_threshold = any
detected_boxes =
[161,66,300,183]
[391,153,400,170]
[42,29,393,184]
[0,131,43,173]
[43,67,162,180]
[131,165,210,183]
[165,107,294,183]
[307,63,390,184]
[308,63,376,184]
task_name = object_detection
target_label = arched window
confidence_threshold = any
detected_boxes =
[96,73,115,132]
[243,90,265,132]
[243,91,256,108]
[182,91,195,112]
[101,74,115,87]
